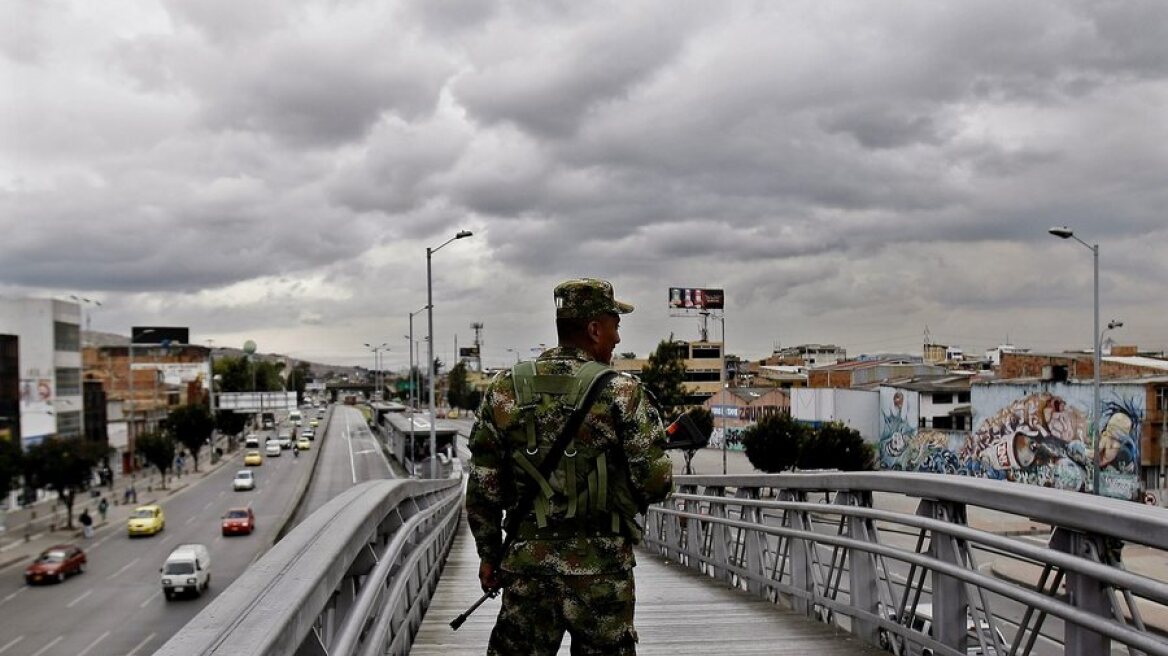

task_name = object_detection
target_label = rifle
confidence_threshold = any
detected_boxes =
[449,586,499,631]
[450,369,617,631]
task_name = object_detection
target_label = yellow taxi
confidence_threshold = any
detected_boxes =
[295,437,311,451]
[309,418,319,428]
[127,505,165,537]
[244,450,263,466]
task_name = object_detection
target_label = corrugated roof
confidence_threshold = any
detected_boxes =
[1103,356,1168,372]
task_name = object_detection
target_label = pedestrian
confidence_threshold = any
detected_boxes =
[97,496,109,522]
[79,508,94,539]
[466,278,674,655]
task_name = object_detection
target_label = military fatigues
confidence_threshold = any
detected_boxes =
[466,279,673,656]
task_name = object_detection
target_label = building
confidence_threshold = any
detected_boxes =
[808,359,947,389]
[768,344,848,368]
[0,334,19,444]
[0,298,84,448]
[613,340,725,405]
[789,387,880,442]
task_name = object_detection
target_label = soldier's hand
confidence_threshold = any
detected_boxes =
[478,560,501,593]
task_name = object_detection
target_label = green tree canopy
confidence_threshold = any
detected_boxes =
[446,361,472,409]
[136,431,176,489]
[640,339,688,420]
[801,422,876,472]
[216,410,248,438]
[165,404,214,472]
[0,438,22,503]
[287,361,312,405]
[23,437,106,528]
[742,413,808,473]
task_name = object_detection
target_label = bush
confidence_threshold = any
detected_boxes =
[742,413,808,473]
[801,422,875,471]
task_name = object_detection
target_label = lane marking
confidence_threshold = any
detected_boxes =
[66,589,93,608]
[76,630,110,656]
[1,588,26,605]
[92,535,111,548]
[202,500,214,511]
[139,590,160,608]
[0,636,23,654]
[185,516,197,525]
[125,632,155,656]
[345,416,357,484]
[29,636,62,656]
[107,557,141,581]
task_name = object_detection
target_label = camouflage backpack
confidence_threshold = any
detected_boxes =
[508,360,644,542]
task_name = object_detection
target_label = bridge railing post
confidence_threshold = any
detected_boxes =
[919,499,970,655]
[838,490,879,645]
[779,488,814,616]
[1050,527,1113,656]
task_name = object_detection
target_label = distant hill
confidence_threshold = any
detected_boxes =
[84,330,359,380]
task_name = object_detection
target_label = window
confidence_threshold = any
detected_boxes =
[56,368,81,396]
[56,411,82,438]
[685,371,722,382]
[933,393,953,404]
[54,322,80,352]
[691,346,722,359]
[933,416,953,430]
[957,391,971,403]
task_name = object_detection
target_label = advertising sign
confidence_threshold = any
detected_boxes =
[459,346,480,358]
[132,326,190,345]
[668,287,724,311]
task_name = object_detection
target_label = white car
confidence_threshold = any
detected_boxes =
[265,441,281,457]
[232,470,256,491]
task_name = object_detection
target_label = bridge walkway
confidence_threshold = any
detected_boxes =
[412,519,881,655]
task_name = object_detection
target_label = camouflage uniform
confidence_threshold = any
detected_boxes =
[466,279,673,655]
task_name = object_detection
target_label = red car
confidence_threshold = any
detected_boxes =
[26,544,87,585]
[221,507,255,536]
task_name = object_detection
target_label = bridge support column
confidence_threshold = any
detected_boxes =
[919,499,969,655]
[839,491,879,645]
[780,489,813,616]
[1051,528,1112,656]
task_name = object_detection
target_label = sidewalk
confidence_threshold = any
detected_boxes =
[676,447,1168,634]
[0,439,236,573]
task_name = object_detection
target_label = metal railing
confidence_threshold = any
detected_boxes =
[643,472,1168,656]
[155,478,462,656]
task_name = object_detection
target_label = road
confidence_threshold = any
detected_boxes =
[0,409,338,656]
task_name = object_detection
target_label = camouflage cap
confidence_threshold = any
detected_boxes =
[554,278,634,319]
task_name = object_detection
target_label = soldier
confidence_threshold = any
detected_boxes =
[466,278,674,655]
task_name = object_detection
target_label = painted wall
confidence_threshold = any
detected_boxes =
[879,381,1145,500]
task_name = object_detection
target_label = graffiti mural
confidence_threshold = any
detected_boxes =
[878,383,1144,500]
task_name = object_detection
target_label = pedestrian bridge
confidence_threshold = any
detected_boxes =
[157,472,1168,656]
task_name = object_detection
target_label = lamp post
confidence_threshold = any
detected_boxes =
[364,342,388,401]
[427,229,473,477]
[70,296,102,346]
[1048,226,1104,495]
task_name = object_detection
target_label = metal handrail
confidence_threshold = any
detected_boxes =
[644,471,1168,656]
[154,478,461,656]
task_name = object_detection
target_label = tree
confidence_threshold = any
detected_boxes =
[216,410,249,449]
[446,361,471,409]
[640,339,688,420]
[287,362,312,405]
[741,413,808,473]
[802,422,875,471]
[0,438,22,505]
[136,431,176,489]
[165,404,214,472]
[618,351,637,360]
[214,355,252,393]
[23,437,105,529]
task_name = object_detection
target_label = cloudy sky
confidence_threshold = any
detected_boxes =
[4,0,1166,369]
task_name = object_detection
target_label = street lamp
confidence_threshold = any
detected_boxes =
[1048,226,1104,495]
[70,296,102,346]
[364,342,388,401]
[427,229,473,477]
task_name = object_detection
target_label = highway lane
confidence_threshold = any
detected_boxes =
[289,405,401,527]
[0,423,316,656]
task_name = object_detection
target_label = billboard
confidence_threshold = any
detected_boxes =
[216,391,298,412]
[459,346,480,358]
[668,287,724,311]
[132,326,190,345]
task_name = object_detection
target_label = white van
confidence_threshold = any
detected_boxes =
[160,543,211,600]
